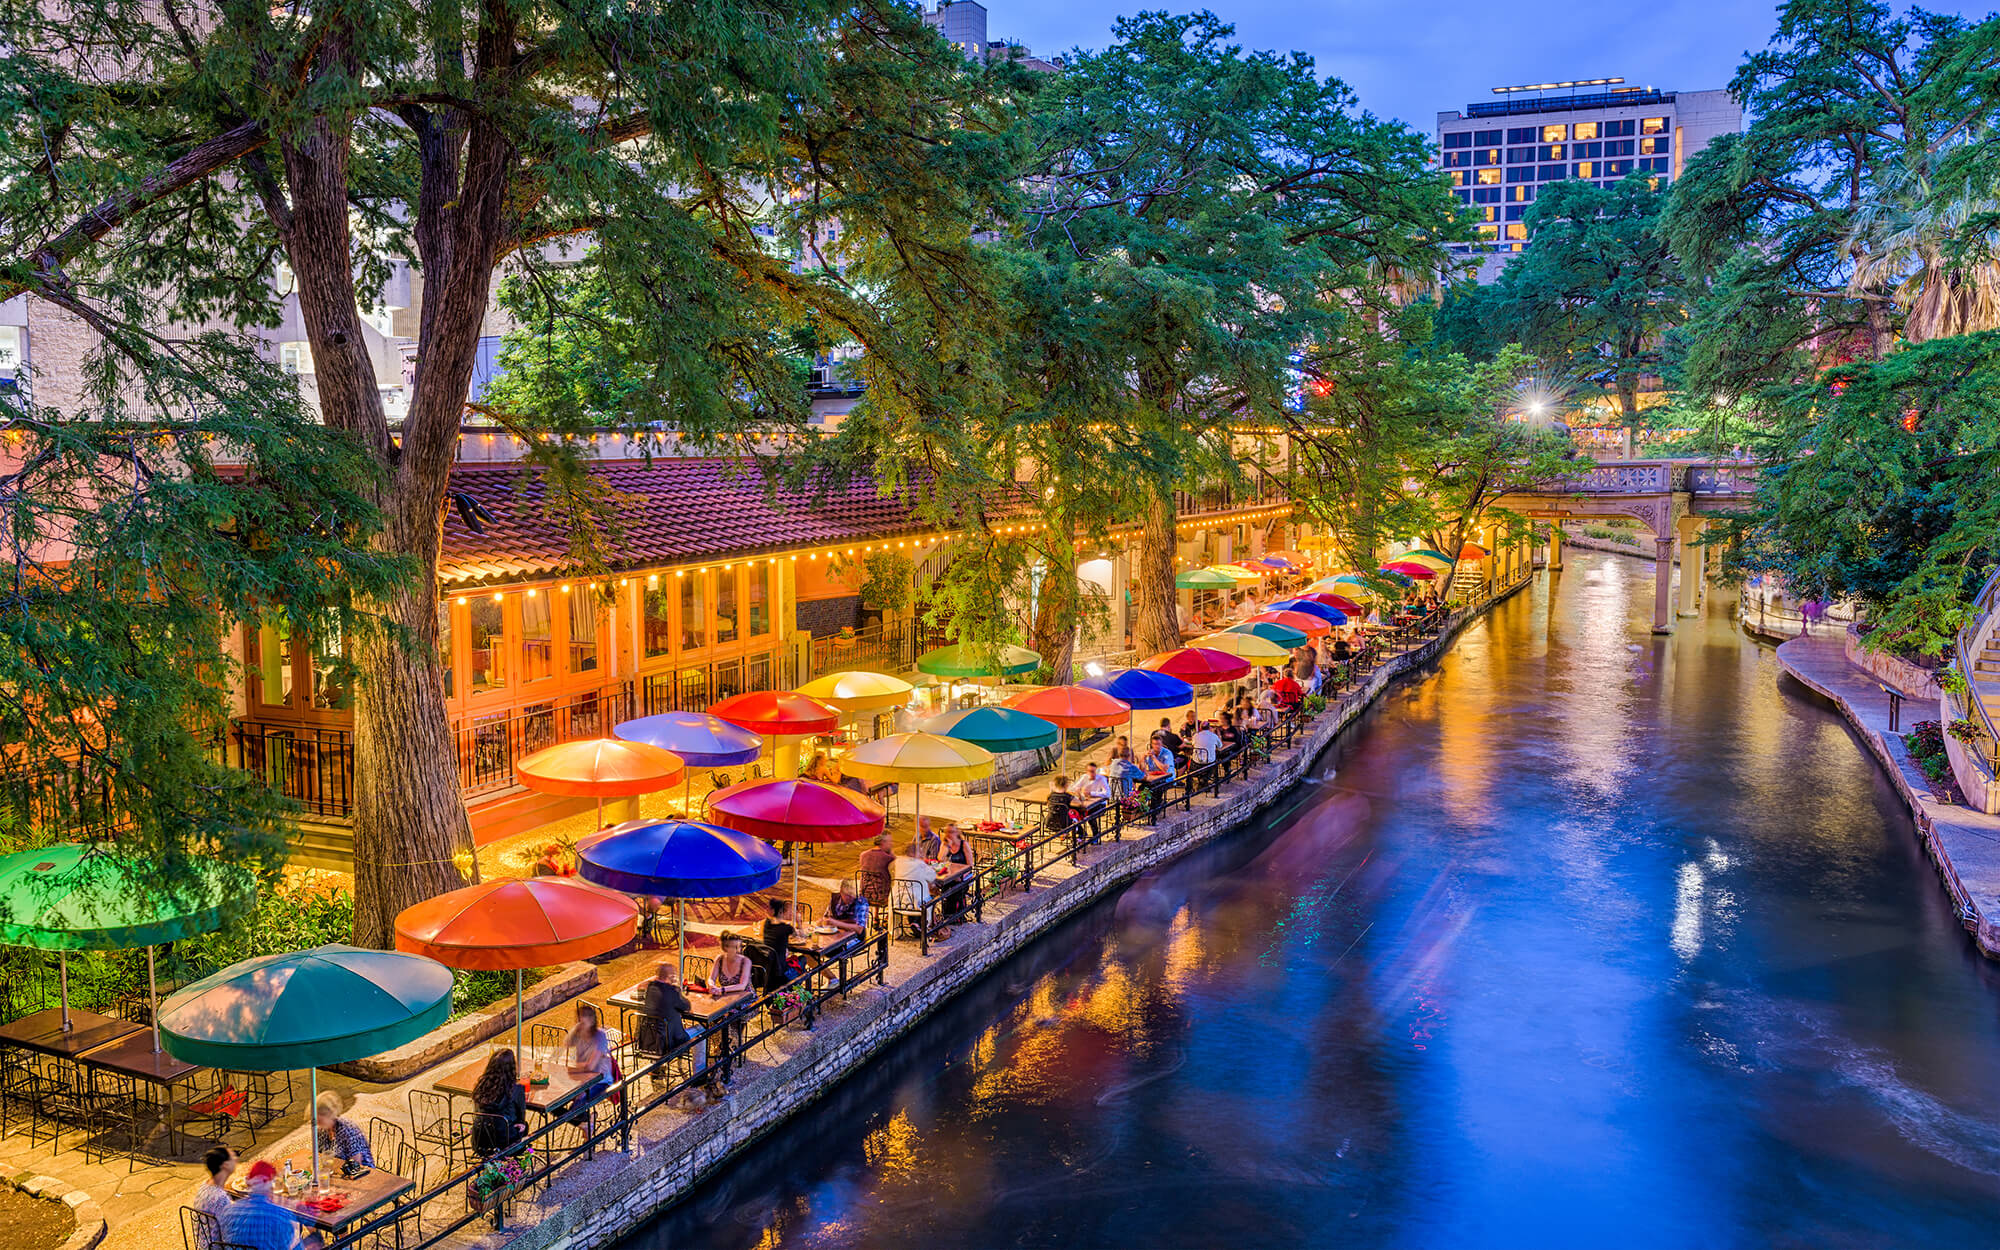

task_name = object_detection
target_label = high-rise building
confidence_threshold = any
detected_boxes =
[923,1,990,61]
[1437,78,1741,281]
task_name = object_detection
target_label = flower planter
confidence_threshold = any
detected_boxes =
[467,1184,513,1217]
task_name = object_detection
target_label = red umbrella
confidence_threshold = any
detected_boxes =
[708,691,841,738]
[517,738,685,829]
[1294,592,1363,614]
[1248,609,1331,638]
[1380,561,1437,580]
[394,877,637,1053]
[1141,647,1252,686]
[708,779,888,911]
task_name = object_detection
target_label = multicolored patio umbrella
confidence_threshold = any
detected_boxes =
[614,711,763,812]
[707,779,889,910]
[709,691,843,780]
[1407,548,1456,565]
[0,843,256,1048]
[1228,620,1309,649]
[838,732,995,823]
[517,738,685,830]
[1246,609,1331,638]
[160,945,453,1188]
[796,671,914,716]
[1142,646,1253,727]
[1210,564,1269,584]
[395,877,636,1055]
[1266,598,1349,626]
[1459,542,1489,560]
[1175,567,1238,590]
[1282,592,1362,615]
[1310,575,1378,600]
[576,819,784,979]
[1002,685,1133,778]
[918,706,1060,819]
[1192,631,1291,667]
[1380,561,1436,580]
[1079,667,1195,761]
[915,644,1043,681]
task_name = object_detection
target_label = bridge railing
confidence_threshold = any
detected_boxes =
[1512,459,1759,497]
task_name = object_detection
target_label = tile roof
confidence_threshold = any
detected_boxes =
[440,456,1023,587]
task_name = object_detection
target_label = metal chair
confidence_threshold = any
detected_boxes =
[887,880,933,955]
[367,1116,407,1172]
[409,1089,455,1159]
[179,1205,219,1250]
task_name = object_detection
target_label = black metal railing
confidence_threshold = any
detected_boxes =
[804,619,945,681]
[232,722,355,819]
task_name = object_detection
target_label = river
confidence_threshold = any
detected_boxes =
[624,551,2000,1249]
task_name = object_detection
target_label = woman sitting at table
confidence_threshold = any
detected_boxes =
[713,934,756,995]
[940,822,974,868]
[759,899,799,984]
[1105,738,1143,797]
[470,1048,528,1158]
[1043,776,1077,832]
[562,1003,615,1113]
[909,815,942,860]
[312,1091,374,1170]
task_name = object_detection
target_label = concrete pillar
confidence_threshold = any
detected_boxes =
[1548,524,1564,571]
[1652,537,1675,633]
[1676,518,1705,617]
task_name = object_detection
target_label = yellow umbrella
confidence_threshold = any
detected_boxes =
[1191,631,1291,667]
[838,731,996,825]
[797,670,914,715]
[1310,575,1377,600]
[1207,564,1267,585]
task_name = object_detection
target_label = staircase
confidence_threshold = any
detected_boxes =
[1451,565,1485,597]
[1949,569,2000,814]
[1974,632,2000,731]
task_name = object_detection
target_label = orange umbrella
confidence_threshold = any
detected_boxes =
[708,691,841,738]
[517,738,685,830]
[394,877,637,1054]
[1460,542,1488,560]
[1003,685,1133,777]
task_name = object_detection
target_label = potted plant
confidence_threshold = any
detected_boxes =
[467,1148,534,1215]
[1947,716,1986,745]
[775,985,817,1028]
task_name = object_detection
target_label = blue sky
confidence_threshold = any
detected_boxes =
[981,0,1995,134]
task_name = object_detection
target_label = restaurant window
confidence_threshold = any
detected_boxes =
[310,614,349,710]
[715,569,739,645]
[680,573,706,651]
[569,592,600,674]
[521,591,554,682]
[438,604,454,699]
[746,563,771,636]
[1641,116,1666,134]
[256,617,294,707]
[1573,121,1598,141]
[643,582,673,659]
[469,597,506,692]
[1541,124,1566,143]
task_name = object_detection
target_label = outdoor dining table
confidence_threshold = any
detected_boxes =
[0,1008,142,1058]
[232,1150,415,1235]
[433,1056,586,1117]
[606,984,750,1076]
[77,1030,208,1159]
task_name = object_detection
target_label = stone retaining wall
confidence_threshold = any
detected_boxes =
[471,577,1533,1250]
[1844,625,1942,700]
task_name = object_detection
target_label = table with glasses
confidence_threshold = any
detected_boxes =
[232,1151,415,1236]
[606,984,748,1077]
[434,1057,585,1118]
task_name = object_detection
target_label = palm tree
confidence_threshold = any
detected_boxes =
[1847,158,2000,344]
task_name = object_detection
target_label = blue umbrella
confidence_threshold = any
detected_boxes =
[1080,668,1195,710]
[1267,597,1348,626]
[578,819,784,978]
[616,712,764,812]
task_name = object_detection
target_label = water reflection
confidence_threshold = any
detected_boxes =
[627,553,2000,1249]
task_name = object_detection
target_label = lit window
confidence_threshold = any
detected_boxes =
[1483,148,1501,165]
[1573,122,1598,141]
[681,574,706,650]
[1541,124,1566,143]
[469,598,506,692]
[257,618,293,706]
[1484,206,1497,222]
[1512,185,1532,202]
[715,570,738,645]
[644,584,673,658]
[1476,223,1499,240]
[1505,223,1527,241]
[1449,171,1465,187]
[1641,117,1666,134]
[1576,161,1595,179]
[522,592,553,682]
[310,616,348,710]
[747,564,771,636]
[1475,168,1502,185]
[1640,136,1665,155]
[569,594,599,673]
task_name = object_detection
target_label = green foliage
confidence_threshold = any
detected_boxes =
[853,552,915,614]
[1907,720,1953,787]
[179,876,357,977]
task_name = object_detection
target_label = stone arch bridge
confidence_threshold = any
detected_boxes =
[1491,460,1758,633]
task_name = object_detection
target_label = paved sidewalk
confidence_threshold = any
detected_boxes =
[1779,633,2000,956]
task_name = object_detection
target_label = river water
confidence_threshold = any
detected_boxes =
[626,552,2000,1249]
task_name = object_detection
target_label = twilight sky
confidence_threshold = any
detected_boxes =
[982,0,1994,135]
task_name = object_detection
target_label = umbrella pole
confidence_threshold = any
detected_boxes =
[309,1067,322,1190]
[792,855,800,915]
[595,796,604,831]
[515,968,525,1058]
[676,899,686,982]
[147,945,161,1053]
[58,952,70,1032]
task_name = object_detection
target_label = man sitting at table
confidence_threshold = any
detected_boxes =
[313,1091,373,1170]
[1043,776,1077,832]
[856,832,895,911]
[220,1161,313,1250]
[638,963,693,1058]
[1191,720,1221,767]
[1270,670,1302,713]
[1073,763,1112,811]
[825,879,869,937]
[190,1146,236,1237]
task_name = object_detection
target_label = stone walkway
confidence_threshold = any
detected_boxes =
[1778,633,2000,956]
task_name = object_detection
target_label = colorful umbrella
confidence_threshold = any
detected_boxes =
[1396,553,1453,572]
[1229,620,1310,649]
[1253,557,1293,570]
[1209,564,1268,585]
[1266,598,1349,626]
[1246,609,1331,638]
[576,819,784,979]
[395,878,636,1055]
[1380,562,1436,580]
[1142,647,1252,686]
[1310,575,1377,600]
[708,691,841,738]
[1174,568,1238,589]
[160,945,453,1188]
[914,644,1042,680]
[614,712,763,812]
[1408,548,1456,564]
[1193,631,1292,667]
[838,732,995,823]
[1283,592,1362,615]
[918,706,1060,820]
[1080,668,1195,764]
[1459,542,1489,560]
[0,844,256,1047]
[517,738,685,830]
[795,671,915,715]
[707,779,888,912]
[1002,686,1133,778]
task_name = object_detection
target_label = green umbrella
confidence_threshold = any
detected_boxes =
[915,643,1041,680]
[160,944,454,1188]
[918,705,1061,820]
[1175,568,1237,589]
[0,843,255,1047]
[1227,620,1309,649]
[1407,548,1455,564]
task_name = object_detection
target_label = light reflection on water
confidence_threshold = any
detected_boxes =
[625,553,2000,1249]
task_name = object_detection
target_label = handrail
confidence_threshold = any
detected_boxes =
[1952,567,2000,771]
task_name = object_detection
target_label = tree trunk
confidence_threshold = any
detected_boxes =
[1134,484,1180,655]
[1028,535,1078,684]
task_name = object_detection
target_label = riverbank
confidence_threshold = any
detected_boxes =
[456,572,1534,1250]
[1777,633,2000,959]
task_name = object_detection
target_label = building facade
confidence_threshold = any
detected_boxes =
[1437,79,1742,281]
